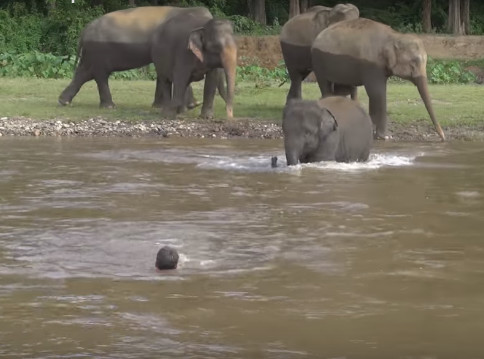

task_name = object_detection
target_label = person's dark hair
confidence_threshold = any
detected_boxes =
[156,246,179,270]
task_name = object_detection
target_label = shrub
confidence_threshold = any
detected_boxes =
[427,58,477,84]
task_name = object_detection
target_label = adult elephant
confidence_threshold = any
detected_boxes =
[58,6,231,117]
[279,3,359,103]
[311,18,445,141]
[282,97,373,165]
[151,9,236,119]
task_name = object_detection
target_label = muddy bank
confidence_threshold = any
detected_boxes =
[1,116,483,142]
[236,34,484,69]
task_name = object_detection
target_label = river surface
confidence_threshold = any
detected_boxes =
[0,137,483,358]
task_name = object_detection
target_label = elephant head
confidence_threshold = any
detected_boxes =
[310,3,359,40]
[188,19,237,118]
[327,3,359,25]
[384,34,445,140]
[283,100,338,166]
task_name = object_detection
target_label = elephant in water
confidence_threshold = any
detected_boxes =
[279,3,359,104]
[58,6,235,119]
[282,97,373,166]
[311,18,445,140]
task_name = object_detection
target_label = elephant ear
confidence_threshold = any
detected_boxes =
[383,42,397,73]
[322,108,338,131]
[188,27,204,63]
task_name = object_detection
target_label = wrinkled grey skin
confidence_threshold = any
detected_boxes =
[282,97,373,166]
[152,11,236,119]
[279,3,359,104]
[311,18,445,141]
[58,6,230,115]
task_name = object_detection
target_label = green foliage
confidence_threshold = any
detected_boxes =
[228,15,280,35]
[0,51,74,78]
[42,1,104,55]
[427,58,477,84]
[237,61,288,88]
[0,51,157,80]
[0,1,103,55]
[1,52,480,88]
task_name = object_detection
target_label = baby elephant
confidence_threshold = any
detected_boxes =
[282,96,373,165]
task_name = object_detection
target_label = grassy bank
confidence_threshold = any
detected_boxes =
[0,78,483,128]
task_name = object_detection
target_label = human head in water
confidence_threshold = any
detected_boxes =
[155,246,179,270]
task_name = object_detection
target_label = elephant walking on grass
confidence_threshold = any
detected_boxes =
[151,10,236,119]
[279,3,359,104]
[58,6,234,119]
[283,97,373,166]
[311,18,445,141]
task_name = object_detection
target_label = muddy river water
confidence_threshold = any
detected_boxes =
[0,137,483,358]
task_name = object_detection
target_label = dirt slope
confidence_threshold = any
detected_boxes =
[236,35,484,68]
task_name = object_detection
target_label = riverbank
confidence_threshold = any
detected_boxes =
[1,79,483,141]
[1,115,484,141]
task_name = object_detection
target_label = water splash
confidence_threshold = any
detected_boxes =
[197,152,419,173]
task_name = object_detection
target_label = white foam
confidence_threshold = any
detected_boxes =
[197,152,418,173]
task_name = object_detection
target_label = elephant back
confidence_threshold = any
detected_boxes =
[280,8,331,46]
[82,6,211,44]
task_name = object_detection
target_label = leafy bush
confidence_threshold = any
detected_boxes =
[0,51,74,78]
[0,51,479,88]
[42,2,104,55]
[427,58,477,84]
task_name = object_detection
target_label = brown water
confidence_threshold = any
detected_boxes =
[0,137,483,358]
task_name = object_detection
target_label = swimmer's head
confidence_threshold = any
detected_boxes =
[156,246,179,270]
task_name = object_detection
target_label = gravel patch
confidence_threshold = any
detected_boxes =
[0,116,483,141]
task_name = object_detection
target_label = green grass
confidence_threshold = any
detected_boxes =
[0,77,483,127]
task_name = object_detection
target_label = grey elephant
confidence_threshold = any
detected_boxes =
[151,10,236,119]
[282,97,373,166]
[311,18,445,141]
[279,3,359,103]
[58,6,234,118]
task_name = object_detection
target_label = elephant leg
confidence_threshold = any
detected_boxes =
[152,77,164,108]
[185,85,201,110]
[316,77,333,99]
[333,84,357,100]
[286,69,309,103]
[94,72,115,108]
[157,77,172,116]
[365,80,388,140]
[350,86,358,101]
[200,69,218,119]
[58,61,93,106]
[168,72,190,119]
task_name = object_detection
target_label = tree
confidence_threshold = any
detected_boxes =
[422,0,432,32]
[448,0,470,35]
[300,0,309,13]
[248,0,266,25]
[461,0,470,34]
[129,0,136,7]
[289,0,300,18]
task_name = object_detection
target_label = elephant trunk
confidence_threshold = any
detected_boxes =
[286,152,299,166]
[221,41,237,119]
[414,76,446,141]
[284,140,300,166]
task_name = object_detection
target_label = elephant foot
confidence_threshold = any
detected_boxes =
[187,100,202,110]
[200,108,214,120]
[58,98,71,106]
[100,102,116,109]
[161,108,177,120]
[374,133,392,140]
[152,102,162,108]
